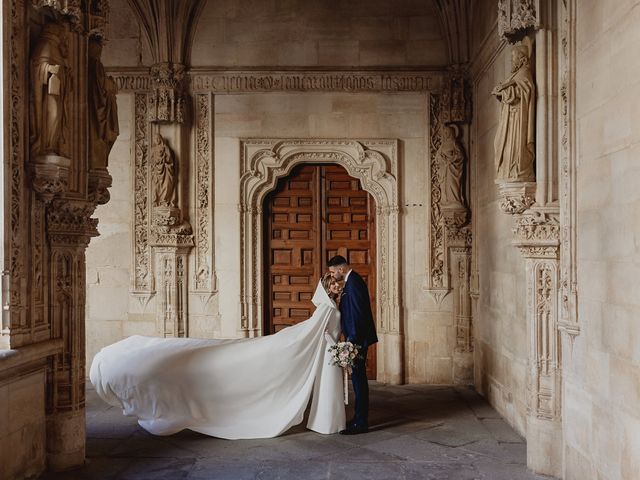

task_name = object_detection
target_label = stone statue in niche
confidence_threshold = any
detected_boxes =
[492,37,535,181]
[88,38,119,170]
[436,124,466,208]
[30,21,71,159]
[152,133,177,208]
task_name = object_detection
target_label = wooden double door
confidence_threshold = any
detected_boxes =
[263,164,377,378]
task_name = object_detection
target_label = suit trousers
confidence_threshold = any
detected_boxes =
[351,346,369,428]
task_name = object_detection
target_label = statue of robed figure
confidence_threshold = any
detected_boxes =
[492,38,535,181]
[30,21,71,159]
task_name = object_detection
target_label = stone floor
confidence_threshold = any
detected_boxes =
[40,382,553,480]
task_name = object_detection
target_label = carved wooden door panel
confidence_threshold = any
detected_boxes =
[322,165,377,380]
[264,165,321,333]
[264,164,377,378]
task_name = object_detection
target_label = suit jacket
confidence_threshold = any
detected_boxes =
[339,270,378,348]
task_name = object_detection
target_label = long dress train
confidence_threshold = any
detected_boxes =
[89,282,345,439]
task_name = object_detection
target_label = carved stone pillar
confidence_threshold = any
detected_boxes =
[150,228,194,337]
[45,199,98,471]
[511,208,562,477]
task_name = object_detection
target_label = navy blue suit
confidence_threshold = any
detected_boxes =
[339,270,377,428]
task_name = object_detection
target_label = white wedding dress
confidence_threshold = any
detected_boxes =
[89,282,345,439]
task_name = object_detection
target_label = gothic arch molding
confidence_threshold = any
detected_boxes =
[240,139,403,384]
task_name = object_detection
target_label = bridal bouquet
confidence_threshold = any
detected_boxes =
[327,341,362,405]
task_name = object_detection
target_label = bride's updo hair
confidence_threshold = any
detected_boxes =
[321,272,339,299]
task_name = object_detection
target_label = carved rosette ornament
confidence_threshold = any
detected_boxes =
[498,0,540,43]
[148,62,187,123]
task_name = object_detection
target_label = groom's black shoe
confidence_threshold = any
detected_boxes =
[339,425,369,435]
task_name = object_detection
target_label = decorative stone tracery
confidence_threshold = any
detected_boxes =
[498,0,541,43]
[240,139,402,384]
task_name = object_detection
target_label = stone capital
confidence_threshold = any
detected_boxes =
[47,199,99,247]
[511,208,560,259]
[30,155,71,203]
[496,180,536,214]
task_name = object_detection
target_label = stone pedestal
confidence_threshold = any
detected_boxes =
[377,331,404,385]
[151,230,194,337]
[46,410,85,471]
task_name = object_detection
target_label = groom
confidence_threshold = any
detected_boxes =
[328,255,378,435]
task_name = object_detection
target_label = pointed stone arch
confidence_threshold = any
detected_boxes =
[239,139,403,384]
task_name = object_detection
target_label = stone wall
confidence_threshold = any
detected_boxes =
[86,94,136,360]
[563,1,640,478]
[0,369,46,479]
[469,1,528,436]
[85,0,467,384]
[191,0,447,67]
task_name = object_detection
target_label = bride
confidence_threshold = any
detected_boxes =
[89,274,346,439]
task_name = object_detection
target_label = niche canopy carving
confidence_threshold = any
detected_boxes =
[498,0,540,43]
[427,91,471,304]
[148,62,186,123]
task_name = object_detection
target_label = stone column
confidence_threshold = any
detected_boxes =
[512,209,562,477]
[45,200,99,471]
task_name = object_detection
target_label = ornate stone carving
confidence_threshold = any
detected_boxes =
[454,251,473,354]
[497,180,536,214]
[88,38,119,170]
[427,94,471,302]
[47,199,99,244]
[8,0,28,332]
[498,0,540,43]
[88,0,110,39]
[153,249,191,338]
[513,210,560,245]
[88,168,113,205]
[30,156,71,202]
[492,39,535,182]
[30,21,71,160]
[193,93,215,292]
[558,0,579,338]
[32,0,83,29]
[440,72,470,124]
[526,260,561,421]
[240,138,401,384]
[148,62,186,123]
[132,93,151,293]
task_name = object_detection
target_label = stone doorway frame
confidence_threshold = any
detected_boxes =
[239,139,402,384]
